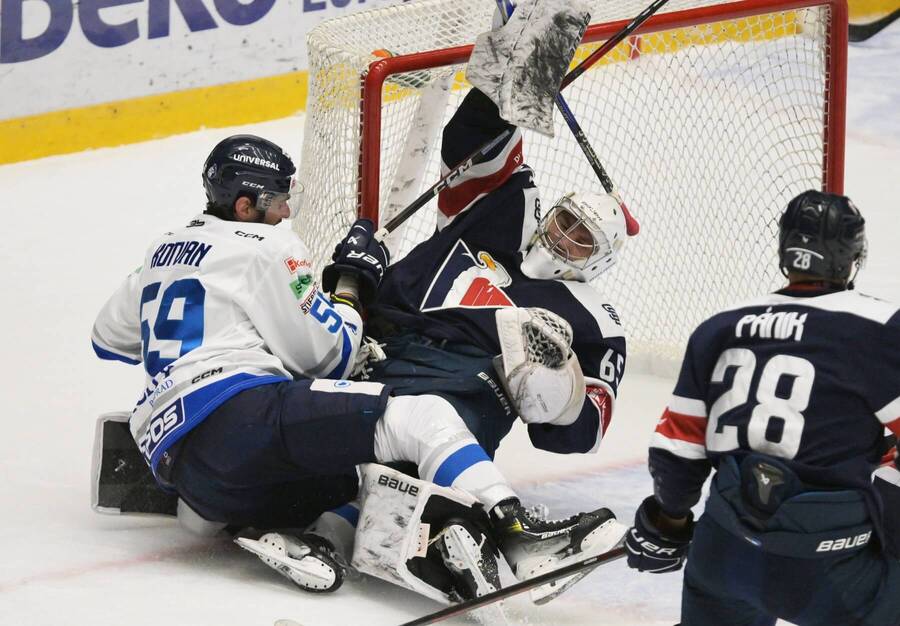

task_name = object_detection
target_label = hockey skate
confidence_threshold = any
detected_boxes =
[235,532,345,593]
[436,518,502,600]
[490,500,628,604]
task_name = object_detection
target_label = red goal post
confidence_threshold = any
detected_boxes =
[300,0,848,370]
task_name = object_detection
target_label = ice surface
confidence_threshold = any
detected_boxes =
[1,27,898,626]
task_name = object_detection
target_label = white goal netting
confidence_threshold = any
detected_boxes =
[297,0,845,371]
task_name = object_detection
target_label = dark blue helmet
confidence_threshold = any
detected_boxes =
[202,135,296,219]
[778,190,866,283]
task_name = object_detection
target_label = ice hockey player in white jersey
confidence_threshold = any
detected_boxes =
[91,134,624,602]
[625,190,900,626]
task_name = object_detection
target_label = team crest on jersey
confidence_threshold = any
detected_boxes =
[421,240,515,312]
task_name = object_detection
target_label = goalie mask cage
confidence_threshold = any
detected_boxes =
[299,0,847,371]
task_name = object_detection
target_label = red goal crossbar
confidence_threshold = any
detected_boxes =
[357,0,848,223]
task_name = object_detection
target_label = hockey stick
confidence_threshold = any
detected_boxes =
[375,0,670,240]
[492,0,656,237]
[399,546,626,625]
[848,8,900,42]
[374,128,513,241]
[561,0,671,90]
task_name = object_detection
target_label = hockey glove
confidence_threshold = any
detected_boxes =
[322,219,390,307]
[625,496,694,574]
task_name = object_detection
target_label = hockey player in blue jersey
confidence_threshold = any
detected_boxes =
[367,85,629,460]
[92,134,622,602]
[353,85,633,586]
[624,190,900,626]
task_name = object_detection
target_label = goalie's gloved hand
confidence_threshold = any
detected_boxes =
[322,219,390,307]
[625,496,694,574]
[492,0,516,28]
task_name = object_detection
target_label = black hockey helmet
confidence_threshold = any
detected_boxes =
[778,190,866,283]
[202,134,296,220]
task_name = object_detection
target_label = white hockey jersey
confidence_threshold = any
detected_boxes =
[92,214,361,483]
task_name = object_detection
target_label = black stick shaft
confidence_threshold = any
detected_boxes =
[378,128,513,237]
[562,0,671,90]
[848,8,900,42]
[399,547,627,626]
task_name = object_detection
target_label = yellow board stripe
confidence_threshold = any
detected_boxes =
[0,70,309,166]
[848,0,900,20]
[2,1,896,166]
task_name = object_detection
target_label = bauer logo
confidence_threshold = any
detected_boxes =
[137,398,185,461]
[816,531,871,553]
[377,474,419,497]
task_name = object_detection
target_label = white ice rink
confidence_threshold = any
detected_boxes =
[1,26,898,626]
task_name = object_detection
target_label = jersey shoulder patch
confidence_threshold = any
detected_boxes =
[720,290,900,326]
[559,281,625,339]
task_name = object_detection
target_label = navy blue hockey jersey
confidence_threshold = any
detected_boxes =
[649,286,900,540]
[370,89,626,454]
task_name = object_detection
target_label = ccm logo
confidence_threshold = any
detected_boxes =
[816,531,871,552]
[378,474,419,497]
[191,367,222,384]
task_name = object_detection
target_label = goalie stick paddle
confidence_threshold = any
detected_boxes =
[378,0,669,240]
[398,546,626,626]
[491,0,647,237]
[848,8,900,42]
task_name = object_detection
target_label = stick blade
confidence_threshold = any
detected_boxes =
[467,0,591,136]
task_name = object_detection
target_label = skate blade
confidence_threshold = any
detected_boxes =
[235,536,337,590]
[529,519,628,605]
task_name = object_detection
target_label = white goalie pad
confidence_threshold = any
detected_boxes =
[495,307,585,425]
[351,463,483,604]
[467,0,591,136]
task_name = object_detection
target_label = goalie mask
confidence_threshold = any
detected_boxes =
[521,192,627,282]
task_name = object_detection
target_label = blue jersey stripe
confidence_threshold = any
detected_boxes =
[325,326,353,379]
[92,340,141,365]
[433,443,491,487]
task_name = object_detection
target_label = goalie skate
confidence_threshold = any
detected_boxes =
[490,500,628,604]
[235,533,344,593]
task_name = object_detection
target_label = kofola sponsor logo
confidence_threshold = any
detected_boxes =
[377,474,419,497]
[1,0,370,64]
[284,257,312,274]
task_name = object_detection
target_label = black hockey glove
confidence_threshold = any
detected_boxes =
[625,496,694,574]
[322,219,390,307]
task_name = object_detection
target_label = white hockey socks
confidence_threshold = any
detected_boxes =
[374,394,516,510]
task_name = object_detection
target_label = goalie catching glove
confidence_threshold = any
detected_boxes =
[494,307,585,426]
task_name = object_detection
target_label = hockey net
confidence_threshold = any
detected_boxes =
[297,0,847,371]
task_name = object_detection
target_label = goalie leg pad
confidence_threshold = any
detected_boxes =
[92,412,178,516]
[351,463,498,604]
